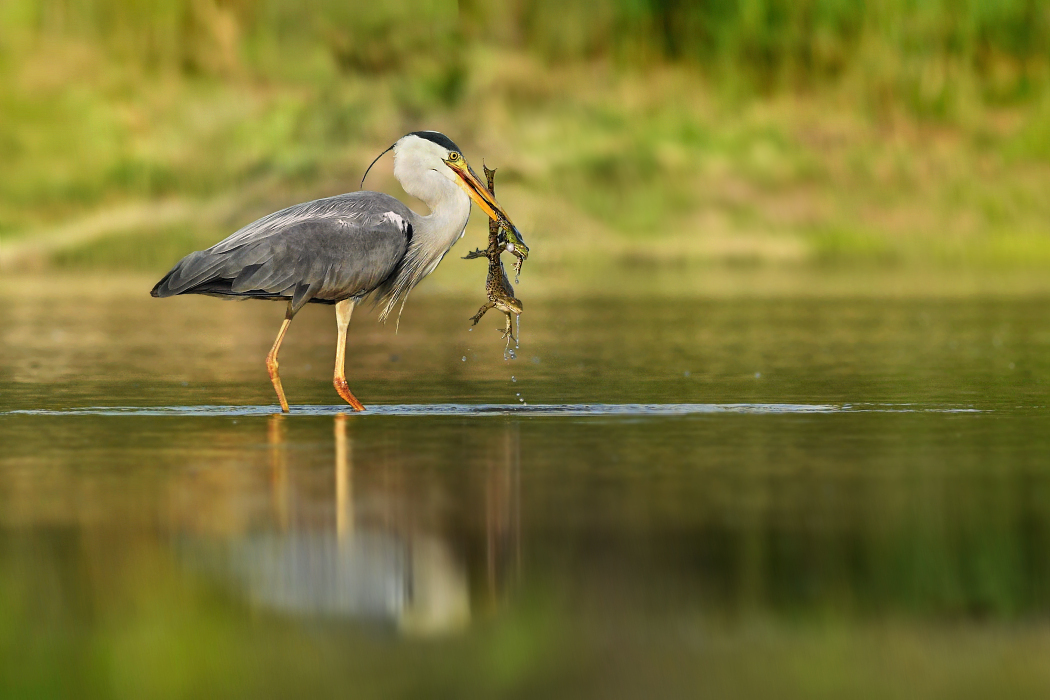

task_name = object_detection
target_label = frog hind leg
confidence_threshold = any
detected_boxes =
[470,302,495,326]
[499,311,515,341]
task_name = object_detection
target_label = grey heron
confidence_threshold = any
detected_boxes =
[151,131,528,412]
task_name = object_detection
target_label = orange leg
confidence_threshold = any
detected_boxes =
[333,299,366,411]
[266,305,294,413]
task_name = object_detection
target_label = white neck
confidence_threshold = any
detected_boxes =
[394,159,471,246]
[377,150,473,325]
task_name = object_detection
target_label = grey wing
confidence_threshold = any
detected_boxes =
[151,192,414,314]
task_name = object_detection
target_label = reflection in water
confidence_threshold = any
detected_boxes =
[269,414,289,531]
[486,421,521,607]
[3,291,1050,696]
[182,414,520,635]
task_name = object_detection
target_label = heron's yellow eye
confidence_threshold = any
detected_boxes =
[448,152,460,162]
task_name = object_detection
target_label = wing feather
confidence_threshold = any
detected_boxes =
[151,192,414,314]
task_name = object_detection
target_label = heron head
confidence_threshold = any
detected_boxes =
[365,131,529,258]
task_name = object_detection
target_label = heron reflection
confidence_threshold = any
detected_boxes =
[183,414,520,635]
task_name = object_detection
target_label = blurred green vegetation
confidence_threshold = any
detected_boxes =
[1,0,1050,273]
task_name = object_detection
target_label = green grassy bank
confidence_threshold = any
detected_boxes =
[2,0,1050,276]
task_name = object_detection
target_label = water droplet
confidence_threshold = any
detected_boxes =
[516,393,520,396]
[511,376,516,382]
[461,356,467,362]
[468,327,472,332]
[531,356,540,364]
[683,371,690,377]
[754,372,761,379]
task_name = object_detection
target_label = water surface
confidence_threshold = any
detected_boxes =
[1,278,1049,698]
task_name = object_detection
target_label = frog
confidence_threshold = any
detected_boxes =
[496,217,528,280]
[463,241,523,341]
[463,165,525,342]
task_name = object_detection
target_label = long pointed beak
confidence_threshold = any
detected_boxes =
[447,160,529,258]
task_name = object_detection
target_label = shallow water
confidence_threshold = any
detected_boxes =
[0,402,988,416]
[1,279,1050,698]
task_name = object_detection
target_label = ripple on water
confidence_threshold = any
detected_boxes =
[1,403,985,417]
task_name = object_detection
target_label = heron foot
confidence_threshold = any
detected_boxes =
[334,376,366,412]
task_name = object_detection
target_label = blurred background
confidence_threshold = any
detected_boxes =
[3,3,1050,699]
[2,0,1049,290]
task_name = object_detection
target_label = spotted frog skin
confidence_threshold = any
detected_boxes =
[463,241,522,340]
[464,165,524,342]
[496,218,528,278]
